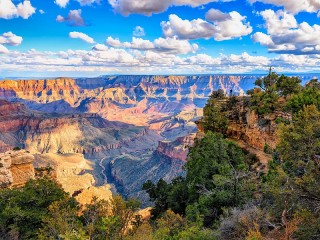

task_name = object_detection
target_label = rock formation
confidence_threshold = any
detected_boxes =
[0,149,35,187]
[156,133,196,161]
[0,75,261,204]
[34,153,113,206]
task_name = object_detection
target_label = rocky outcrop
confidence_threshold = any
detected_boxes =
[156,133,196,161]
[34,153,113,205]
[0,150,35,187]
[197,97,283,163]
[223,98,281,151]
[227,110,278,150]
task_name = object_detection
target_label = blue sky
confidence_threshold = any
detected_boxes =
[0,0,320,77]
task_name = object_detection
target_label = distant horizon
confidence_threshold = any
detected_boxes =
[1,72,320,80]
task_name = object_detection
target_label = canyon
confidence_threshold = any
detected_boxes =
[0,74,318,204]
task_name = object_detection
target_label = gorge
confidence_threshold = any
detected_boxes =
[0,74,319,204]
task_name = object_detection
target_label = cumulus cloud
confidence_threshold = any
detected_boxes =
[0,32,23,55]
[162,10,252,41]
[39,9,45,14]
[249,0,320,14]
[133,26,145,37]
[56,9,86,26]
[55,0,99,8]
[69,32,95,44]
[0,45,9,54]
[106,37,122,47]
[105,36,198,54]
[3,47,318,75]
[108,0,231,16]
[77,0,100,6]
[0,0,36,19]
[17,0,36,19]
[0,32,23,46]
[154,37,198,54]
[253,9,320,54]
[92,44,108,51]
[123,37,154,50]
[55,0,69,8]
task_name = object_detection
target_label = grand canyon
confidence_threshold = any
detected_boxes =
[0,74,318,205]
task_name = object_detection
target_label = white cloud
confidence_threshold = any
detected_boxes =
[56,9,86,26]
[124,37,154,50]
[55,0,69,8]
[106,36,198,54]
[77,0,100,6]
[69,32,95,44]
[55,0,100,7]
[154,37,198,54]
[108,0,231,16]
[249,0,320,14]
[253,9,320,54]
[106,37,122,47]
[133,26,145,37]
[162,15,216,40]
[162,10,252,41]
[0,0,17,19]
[39,9,45,14]
[1,47,320,74]
[0,32,23,46]
[258,9,297,35]
[0,44,9,54]
[92,44,108,51]
[17,0,36,19]
[0,0,35,19]
[205,8,231,22]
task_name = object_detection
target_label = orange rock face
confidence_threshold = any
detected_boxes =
[0,150,35,187]
[156,133,196,161]
[0,78,81,105]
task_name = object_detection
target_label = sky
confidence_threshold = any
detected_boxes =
[1,0,320,77]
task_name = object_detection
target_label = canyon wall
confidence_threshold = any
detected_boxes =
[0,75,261,204]
[0,150,35,187]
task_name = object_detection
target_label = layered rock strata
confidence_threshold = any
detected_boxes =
[0,150,35,187]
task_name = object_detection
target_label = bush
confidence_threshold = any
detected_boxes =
[12,146,21,151]
[263,144,272,154]
[218,205,268,240]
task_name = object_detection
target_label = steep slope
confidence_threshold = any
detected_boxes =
[0,100,149,155]
[0,149,35,187]
[34,153,113,206]
[0,76,260,204]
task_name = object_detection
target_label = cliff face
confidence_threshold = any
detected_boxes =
[156,133,196,161]
[0,75,256,121]
[197,97,283,167]
[0,100,150,155]
[34,153,113,206]
[0,150,35,187]
[0,78,81,106]
[227,110,277,150]
[0,76,260,204]
[223,98,279,151]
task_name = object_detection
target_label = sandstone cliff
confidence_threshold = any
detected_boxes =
[0,76,259,205]
[156,133,196,161]
[196,97,288,166]
[224,97,280,151]
[0,100,150,155]
[0,149,35,187]
[34,153,113,206]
